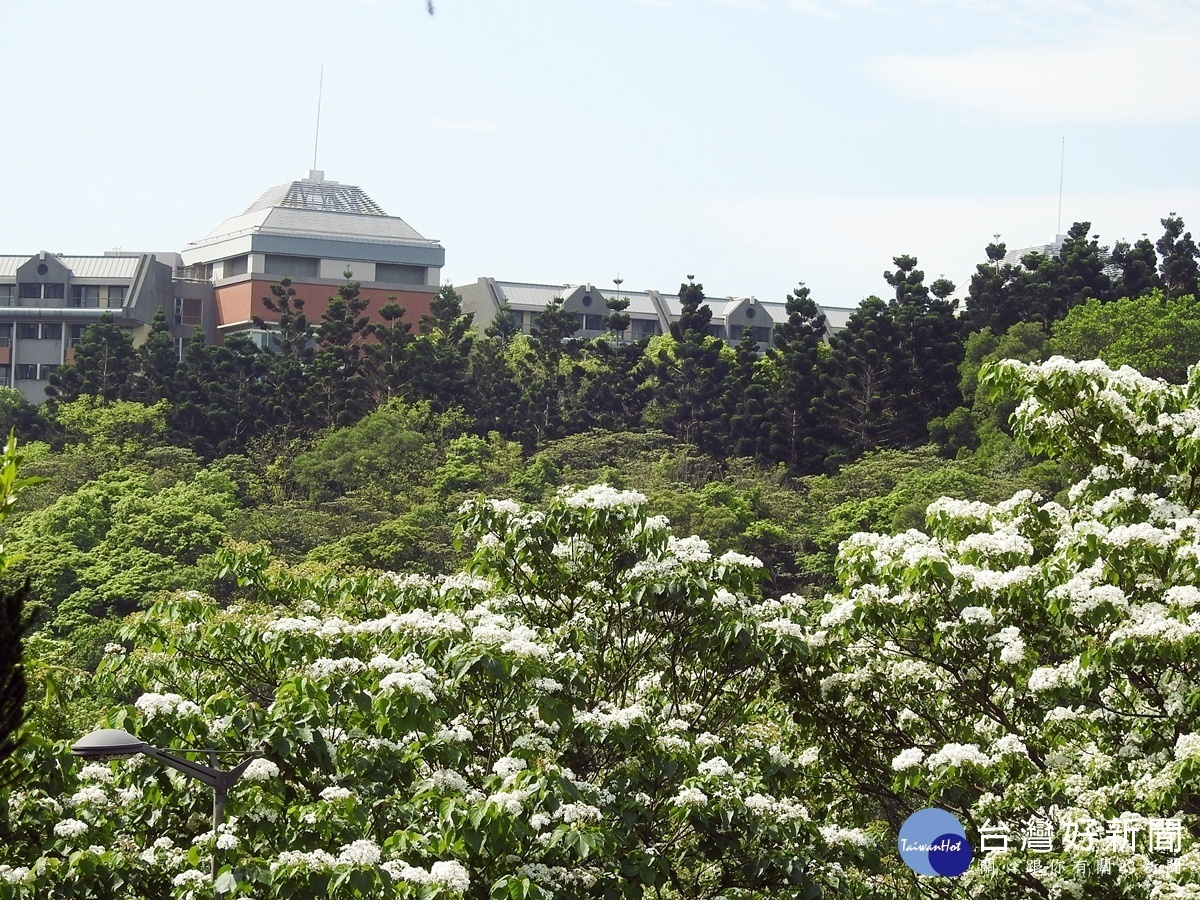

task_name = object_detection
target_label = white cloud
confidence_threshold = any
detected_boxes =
[431,118,498,132]
[874,8,1200,123]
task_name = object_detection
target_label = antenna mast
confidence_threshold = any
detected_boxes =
[1056,136,1065,236]
[313,65,324,171]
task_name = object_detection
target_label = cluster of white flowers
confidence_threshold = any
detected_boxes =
[0,866,31,884]
[891,747,925,771]
[575,702,647,737]
[382,859,470,892]
[468,608,551,660]
[78,763,114,784]
[697,756,734,778]
[1111,603,1198,644]
[560,484,646,510]
[1175,733,1200,762]
[134,692,202,720]
[241,758,280,783]
[270,849,338,872]
[492,756,527,779]
[319,786,354,802]
[926,743,991,770]
[69,786,108,808]
[556,801,603,824]
[172,870,208,888]
[53,818,89,839]
[718,549,763,568]
[378,670,438,700]
[988,626,1026,665]
[671,786,708,806]
[307,656,366,678]
[743,793,810,821]
[338,839,382,867]
[819,825,872,848]
[665,535,712,564]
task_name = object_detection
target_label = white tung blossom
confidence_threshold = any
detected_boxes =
[134,692,202,720]
[926,743,991,770]
[241,759,280,783]
[53,818,89,839]
[560,484,646,510]
[891,748,925,771]
[671,787,709,806]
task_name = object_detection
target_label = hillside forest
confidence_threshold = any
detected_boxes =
[0,216,1199,897]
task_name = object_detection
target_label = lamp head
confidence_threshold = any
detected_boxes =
[71,728,148,760]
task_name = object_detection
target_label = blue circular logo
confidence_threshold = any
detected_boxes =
[898,808,973,877]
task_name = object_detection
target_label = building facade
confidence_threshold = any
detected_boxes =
[179,170,445,348]
[459,277,854,348]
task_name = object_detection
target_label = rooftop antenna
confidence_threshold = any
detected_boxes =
[312,65,324,172]
[1056,136,1065,236]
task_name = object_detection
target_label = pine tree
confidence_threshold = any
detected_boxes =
[1110,236,1160,299]
[409,285,475,412]
[307,273,372,429]
[765,283,827,472]
[130,306,179,404]
[653,279,731,457]
[1156,214,1200,299]
[253,278,315,434]
[46,313,138,402]
[364,301,414,403]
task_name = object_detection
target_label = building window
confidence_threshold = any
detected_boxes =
[16,323,39,340]
[39,364,58,380]
[174,337,186,360]
[0,286,12,307]
[375,263,426,285]
[749,325,771,343]
[0,366,10,386]
[174,297,202,326]
[15,364,37,381]
[68,324,86,348]
[41,323,62,341]
[581,294,593,307]
[707,324,726,339]
[18,284,39,301]
[224,256,248,278]
[43,283,65,300]
[107,286,127,306]
[35,264,48,277]
[0,325,10,348]
[263,255,319,278]
[632,319,661,339]
[72,286,100,307]
[583,314,605,331]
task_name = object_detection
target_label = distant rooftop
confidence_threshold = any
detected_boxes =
[244,170,388,217]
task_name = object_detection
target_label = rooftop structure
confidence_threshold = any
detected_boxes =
[460,277,853,348]
[181,170,445,344]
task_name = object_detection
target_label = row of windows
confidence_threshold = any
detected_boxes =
[1,364,58,382]
[0,285,127,306]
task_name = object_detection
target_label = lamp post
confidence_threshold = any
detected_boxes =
[72,728,260,885]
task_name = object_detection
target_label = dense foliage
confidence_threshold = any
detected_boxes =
[3,212,1200,897]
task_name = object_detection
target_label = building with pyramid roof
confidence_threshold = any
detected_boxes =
[181,169,445,345]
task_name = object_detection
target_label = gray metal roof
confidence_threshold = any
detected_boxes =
[0,255,142,280]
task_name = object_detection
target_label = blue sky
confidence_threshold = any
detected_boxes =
[3,0,1199,309]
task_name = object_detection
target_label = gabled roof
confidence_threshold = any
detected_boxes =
[0,255,143,280]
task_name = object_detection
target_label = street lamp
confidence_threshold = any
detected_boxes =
[72,728,261,884]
